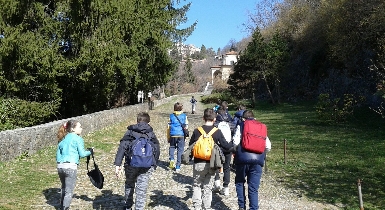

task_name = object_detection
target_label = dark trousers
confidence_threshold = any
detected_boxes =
[214,153,232,187]
[148,100,154,110]
[235,164,263,210]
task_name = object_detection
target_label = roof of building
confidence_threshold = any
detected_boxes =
[225,50,238,55]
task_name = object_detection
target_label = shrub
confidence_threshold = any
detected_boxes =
[315,93,365,123]
[0,98,60,131]
[201,90,235,104]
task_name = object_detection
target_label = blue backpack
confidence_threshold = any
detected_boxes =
[129,134,155,168]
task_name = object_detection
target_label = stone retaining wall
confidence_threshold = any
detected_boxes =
[0,93,200,162]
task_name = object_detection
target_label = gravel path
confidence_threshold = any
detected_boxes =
[33,94,340,210]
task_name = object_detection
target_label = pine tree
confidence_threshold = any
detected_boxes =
[0,0,196,118]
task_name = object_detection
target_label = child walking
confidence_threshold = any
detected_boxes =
[167,102,188,171]
[114,112,160,210]
[190,96,197,114]
[56,120,93,210]
[233,110,271,210]
[212,107,236,196]
[188,108,235,210]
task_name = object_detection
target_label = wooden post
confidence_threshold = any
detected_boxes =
[283,139,286,164]
[357,179,364,210]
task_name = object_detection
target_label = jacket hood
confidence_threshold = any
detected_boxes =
[217,112,230,122]
[127,122,153,134]
[234,110,245,118]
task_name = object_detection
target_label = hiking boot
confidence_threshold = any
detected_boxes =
[220,187,229,196]
[213,180,221,192]
[169,160,175,169]
[175,165,181,172]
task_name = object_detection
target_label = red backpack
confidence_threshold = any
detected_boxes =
[241,119,267,154]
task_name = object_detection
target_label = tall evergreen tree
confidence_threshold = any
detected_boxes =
[184,58,195,84]
[0,0,196,119]
[228,28,266,105]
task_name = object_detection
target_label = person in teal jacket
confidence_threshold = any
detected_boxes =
[56,119,93,210]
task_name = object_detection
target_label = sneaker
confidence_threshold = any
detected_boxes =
[175,165,181,172]
[169,160,175,169]
[213,180,221,192]
[220,187,229,196]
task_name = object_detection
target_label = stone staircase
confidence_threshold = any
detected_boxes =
[203,83,213,95]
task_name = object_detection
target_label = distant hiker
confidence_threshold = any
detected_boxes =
[220,101,232,121]
[56,120,93,210]
[190,96,198,114]
[114,112,160,210]
[213,99,221,113]
[148,92,154,110]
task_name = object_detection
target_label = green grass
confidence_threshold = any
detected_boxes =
[248,101,385,210]
[0,121,129,210]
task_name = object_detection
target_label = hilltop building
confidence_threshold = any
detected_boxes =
[168,42,201,58]
[210,50,238,84]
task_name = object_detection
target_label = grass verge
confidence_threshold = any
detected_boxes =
[0,121,128,210]
[247,101,385,210]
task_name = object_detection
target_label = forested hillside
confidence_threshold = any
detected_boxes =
[227,0,385,119]
[0,0,196,130]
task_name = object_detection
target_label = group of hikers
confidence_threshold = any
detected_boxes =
[55,98,271,210]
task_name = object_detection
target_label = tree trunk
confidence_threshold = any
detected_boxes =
[276,78,281,104]
[263,75,275,104]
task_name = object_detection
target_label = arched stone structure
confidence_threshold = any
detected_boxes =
[210,50,238,85]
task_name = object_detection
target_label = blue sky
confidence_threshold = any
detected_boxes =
[179,0,260,51]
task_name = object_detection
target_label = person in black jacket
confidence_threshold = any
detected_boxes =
[114,112,160,210]
[188,108,235,210]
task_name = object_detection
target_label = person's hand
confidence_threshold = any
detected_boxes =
[87,147,94,155]
[115,166,122,179]
[231,144,238,153]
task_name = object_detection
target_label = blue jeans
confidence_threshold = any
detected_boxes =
[57,168,77,209]
[169,137,185,167]
[235,164,263,210]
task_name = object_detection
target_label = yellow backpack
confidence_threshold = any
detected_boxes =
[193,127,218,160]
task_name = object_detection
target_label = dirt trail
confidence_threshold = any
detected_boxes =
[32,94,339,210]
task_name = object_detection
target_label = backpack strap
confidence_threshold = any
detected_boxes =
[173,113,185,128]
[207,127,218,136]
[197,127,217,138]
[197,127,207,136]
